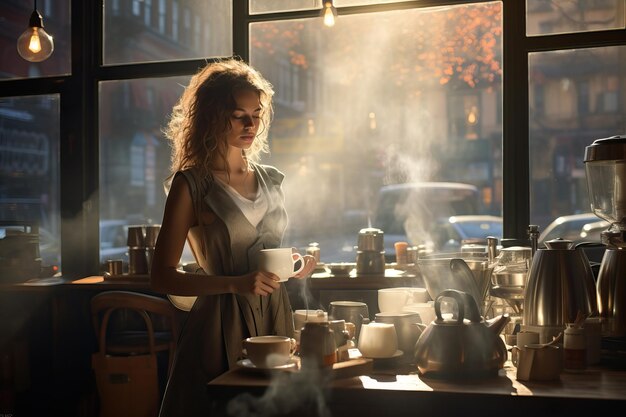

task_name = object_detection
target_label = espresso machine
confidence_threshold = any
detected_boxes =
[584,135,626,337]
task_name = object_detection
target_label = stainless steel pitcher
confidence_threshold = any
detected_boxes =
[523,239,597,333]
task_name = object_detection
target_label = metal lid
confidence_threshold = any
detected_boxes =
[544,238,573,250]
[584,135,626,162]
[359,227,383,235]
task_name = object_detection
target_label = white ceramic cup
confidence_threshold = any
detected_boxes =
[406,287,430,303]
[378,288,410,313]
[258,248,305,282]
[358,322,398,358]
[402,301,436,325]
[378,287,430,313]
[242,335,297,368]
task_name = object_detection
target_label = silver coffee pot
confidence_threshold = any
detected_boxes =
[356,227,386,275]
[584,135,626,337]
[522,238,597,342]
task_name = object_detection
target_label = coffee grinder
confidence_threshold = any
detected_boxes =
[584,135,626,337]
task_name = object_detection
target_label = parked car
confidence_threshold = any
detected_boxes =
[539,213,606,246]
[579,219,611,242]
[436,215,503,252]
[371,182,490,258]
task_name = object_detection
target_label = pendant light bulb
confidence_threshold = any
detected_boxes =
[321,1,337,27]
[17,3,54,63]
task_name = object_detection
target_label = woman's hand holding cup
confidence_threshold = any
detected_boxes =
[258,247,310,282]
[236,271,281,296]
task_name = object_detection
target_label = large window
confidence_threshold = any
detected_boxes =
[526,0,625,36]
[0,95,61,268]
[1,1,625,276]
[103,0,232,65]
[250,3,503,260]
[529,46,626,232]
[99,76,194,264]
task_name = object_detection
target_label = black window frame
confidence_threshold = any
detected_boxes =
[1,0,625,278]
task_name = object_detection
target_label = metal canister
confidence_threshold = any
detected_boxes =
[564,324,586,370]
[299,322,336,369]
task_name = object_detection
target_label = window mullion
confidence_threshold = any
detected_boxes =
[502,0,530,240]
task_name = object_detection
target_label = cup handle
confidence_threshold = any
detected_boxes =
[292,252,305,275]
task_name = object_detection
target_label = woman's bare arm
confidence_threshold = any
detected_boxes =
[150,174,280,296]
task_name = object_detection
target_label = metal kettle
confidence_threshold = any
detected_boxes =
[523,238,597,341]
[413,289,510,379]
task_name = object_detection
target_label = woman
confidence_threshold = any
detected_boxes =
[151,58,316,417]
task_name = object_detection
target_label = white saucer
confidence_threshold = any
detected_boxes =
[236,358,299,373]
[362,349,403,360]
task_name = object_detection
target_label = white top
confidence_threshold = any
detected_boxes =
[217,179,268,228]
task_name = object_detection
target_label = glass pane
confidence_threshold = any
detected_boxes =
[250,0,418,14]
[527,0,626,36]
[250,2,503,262]
[0,0,71,79]
[335,0,416,5]
[529,46,625,245]
[103,0,232,65]
[250,0,322,14]
[99,77,196,267]
[0,95,61,274]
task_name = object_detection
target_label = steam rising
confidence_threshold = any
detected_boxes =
[226,367,332,417]
[261,12,444,260]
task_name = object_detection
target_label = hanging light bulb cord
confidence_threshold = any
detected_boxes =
[30,1,42,27]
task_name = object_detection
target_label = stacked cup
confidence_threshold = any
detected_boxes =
[127,224,161,275]
[127,226,148,275]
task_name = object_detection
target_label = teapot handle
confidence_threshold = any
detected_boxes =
[434,289,465,324]
[434,289,482,323]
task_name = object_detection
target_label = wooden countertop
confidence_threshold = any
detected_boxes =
[207,360,626,416]
[2,267,423,292]
[0,274,154,292]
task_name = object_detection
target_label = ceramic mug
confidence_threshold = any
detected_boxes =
[378,288,411,313]
[329,301,370,339]
[515,344,562,381]
[358,322,398,358]
[242,335,297,368]
[512,331,540,366]
[378,287,429,313]
[402,301,436,325]
[258,248,305,282]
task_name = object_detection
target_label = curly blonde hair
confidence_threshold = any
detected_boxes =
[164,59,274,178]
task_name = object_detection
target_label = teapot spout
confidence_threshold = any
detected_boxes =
[486,313,510,336]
